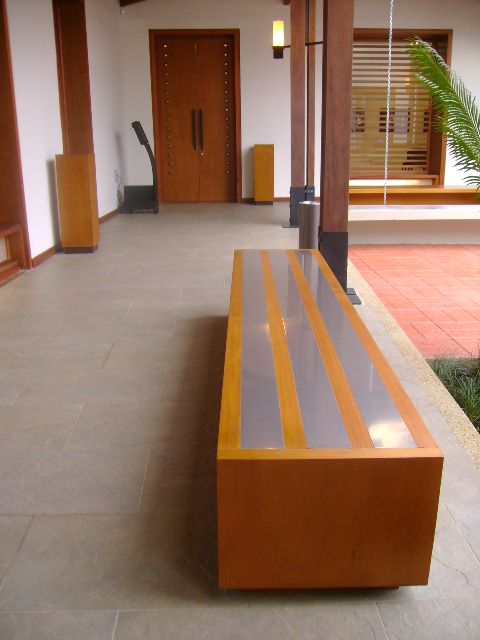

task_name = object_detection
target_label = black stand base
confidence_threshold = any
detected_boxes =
[288,186,307,228]
[121,186,158,214]
[347,287,362,306]
[282,185,316,228]
[305,185,315,201]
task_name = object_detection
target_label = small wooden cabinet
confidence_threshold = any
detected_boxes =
[254,144,274,204]
[55,153,99,252]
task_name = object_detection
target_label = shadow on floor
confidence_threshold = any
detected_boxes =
[140,315,229,602]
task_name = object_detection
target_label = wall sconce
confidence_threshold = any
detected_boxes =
[273,20,289,59]
[272,19,323,59]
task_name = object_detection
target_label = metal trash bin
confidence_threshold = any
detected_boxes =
[299,201,320,249]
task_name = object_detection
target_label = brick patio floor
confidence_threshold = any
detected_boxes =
[349,245,480,359]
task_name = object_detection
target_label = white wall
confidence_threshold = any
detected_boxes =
[6,0,63,259]
[119,0,480,196]
[118,0,295,198]
[354,0,480,186]
[5,0,479,258]
[86,0,125,216]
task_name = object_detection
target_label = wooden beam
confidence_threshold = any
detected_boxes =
[288,0,306,226]
[319,0,354,290]
[290,0,306,188]
[53,0,94,154]
[306,0,316,187]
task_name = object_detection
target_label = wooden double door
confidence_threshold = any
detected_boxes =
[151,31,239,203]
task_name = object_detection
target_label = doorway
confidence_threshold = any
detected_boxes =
[150,30,241,203]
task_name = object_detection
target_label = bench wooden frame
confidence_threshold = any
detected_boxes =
[217,249,443,589]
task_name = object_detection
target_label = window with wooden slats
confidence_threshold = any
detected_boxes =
[350,38,433,179]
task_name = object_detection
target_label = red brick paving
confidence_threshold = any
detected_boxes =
[349,245,480,359]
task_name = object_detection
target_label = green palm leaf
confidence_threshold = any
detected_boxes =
[409,37,480,193]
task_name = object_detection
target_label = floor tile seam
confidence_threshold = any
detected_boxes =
[11,372,36,406]
[374,601,391,640]
[0,605,249,617]
[451,336,480,354]
[100,343,116,370]
[0,608,125,615]
[443,504,480,567]
[0,515,35,597]
[121,303,133,321]
[375,593,480,605]
[111,611,119,640]
[62,404,87,452]
[409,323,451,341]
[137,449,152,512]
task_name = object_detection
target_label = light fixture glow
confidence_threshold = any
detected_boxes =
[272,20,285,48]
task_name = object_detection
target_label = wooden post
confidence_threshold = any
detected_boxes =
[306,0,316,191]
[288,0,306,227]
[319,0,354,291]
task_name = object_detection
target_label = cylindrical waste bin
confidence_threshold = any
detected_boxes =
[299,201,320,249]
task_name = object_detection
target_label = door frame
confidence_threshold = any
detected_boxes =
[149,28,242,203]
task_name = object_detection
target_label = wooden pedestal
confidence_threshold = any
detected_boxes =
[254,145,274,204]
[55,153,99,252]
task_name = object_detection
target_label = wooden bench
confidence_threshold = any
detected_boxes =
[217,249,443,589]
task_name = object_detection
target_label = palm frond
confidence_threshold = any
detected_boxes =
[409,37,480,193]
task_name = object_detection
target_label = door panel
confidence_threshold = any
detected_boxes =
[152,32,238,203]
[196,36,236,202]
[155,37,199,202]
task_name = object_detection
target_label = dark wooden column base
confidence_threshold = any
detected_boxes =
[318,231,348,291]
[287,186,306,228]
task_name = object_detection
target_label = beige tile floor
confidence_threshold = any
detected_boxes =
[0,203,479,639]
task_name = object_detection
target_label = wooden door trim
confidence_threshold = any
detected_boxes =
[0,0,32,268]
[149,28,242,203]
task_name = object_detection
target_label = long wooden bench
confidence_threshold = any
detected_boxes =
[217,249,443,589]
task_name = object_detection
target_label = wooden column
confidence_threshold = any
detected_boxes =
[306,0,316,191]
[53,0,99,252]
[319,0,354,290]
[288,0,306,227]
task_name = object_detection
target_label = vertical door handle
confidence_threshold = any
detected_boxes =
[191,109,197,150]
[198,109,204,156]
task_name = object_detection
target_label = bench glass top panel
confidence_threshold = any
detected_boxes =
[235,250,418,451]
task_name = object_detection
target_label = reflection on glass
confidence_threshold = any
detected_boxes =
[269,252,350,449]
[241,252,284,449]
[296,251,416,449]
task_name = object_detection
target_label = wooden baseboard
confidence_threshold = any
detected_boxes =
[99,208,119,224]
[32,244,60,268]
[0,260,21,287]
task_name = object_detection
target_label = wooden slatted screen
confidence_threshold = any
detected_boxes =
[350,38,432,179]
